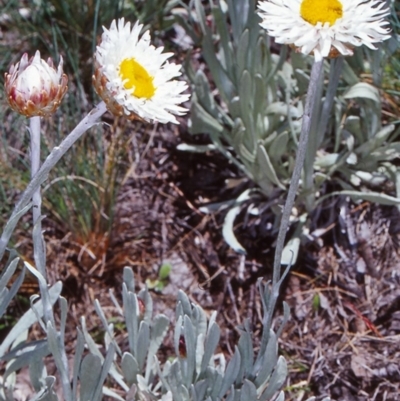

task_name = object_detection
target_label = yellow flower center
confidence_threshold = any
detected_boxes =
[300,0,343,26]
[119,58,155,99]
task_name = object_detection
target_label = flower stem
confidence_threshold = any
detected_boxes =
[267,59,324,328]
[30,116,54,326]
[273,59,324,285]
[317,57,343,143]
[304,57,343,212]
[0,101,107,261]
[30,117,41,228]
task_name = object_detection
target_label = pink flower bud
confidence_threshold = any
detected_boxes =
[5,50,68,117]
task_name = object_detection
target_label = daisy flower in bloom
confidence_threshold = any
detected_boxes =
[93,18,189,124]
[257,0,391,61]
[5,51,68,117]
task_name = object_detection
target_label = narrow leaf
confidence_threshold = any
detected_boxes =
[259,356,287,401]
[344,82,380,103]
[122,352,139,386]
[0,282,62,357]
[200,323,220,373]
[80,355,102,401]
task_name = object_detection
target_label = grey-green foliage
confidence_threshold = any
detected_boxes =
[0,251,25,319]
[180,0,297,197]
[104,268,330,401]
[0,257,115,401]
[179,0,400,206]
[177,0,400,258]
[95,267,291,401]
[0,266,290,401]
[0,256,331,401]
[313,45,400,207]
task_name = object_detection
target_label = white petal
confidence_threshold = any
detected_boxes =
[94,18,190,124]
[257,0,391,59]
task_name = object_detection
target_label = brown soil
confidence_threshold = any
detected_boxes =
[5,114,399,401]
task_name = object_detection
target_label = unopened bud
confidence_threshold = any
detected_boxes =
[5,50,68,117]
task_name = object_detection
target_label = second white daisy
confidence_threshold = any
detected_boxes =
[93,18,189,124]
[257,0,391,61]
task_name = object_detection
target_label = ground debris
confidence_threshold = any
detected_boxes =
[282,200,400,400]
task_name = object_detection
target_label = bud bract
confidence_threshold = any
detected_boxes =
[5,50,68,117]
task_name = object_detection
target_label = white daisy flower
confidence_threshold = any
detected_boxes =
[93,18,189,124]
[257,0,391,61]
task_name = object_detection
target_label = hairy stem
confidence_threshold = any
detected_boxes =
[30,116,54,325]
[267,59,325,331]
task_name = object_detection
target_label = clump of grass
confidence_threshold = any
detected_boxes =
[40,105,141,271]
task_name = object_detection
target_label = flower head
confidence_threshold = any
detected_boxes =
[5,51,68,117]
[258,0,391,61]
[93,18,189,124]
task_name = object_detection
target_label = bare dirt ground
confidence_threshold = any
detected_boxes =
[4,116,400,401]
